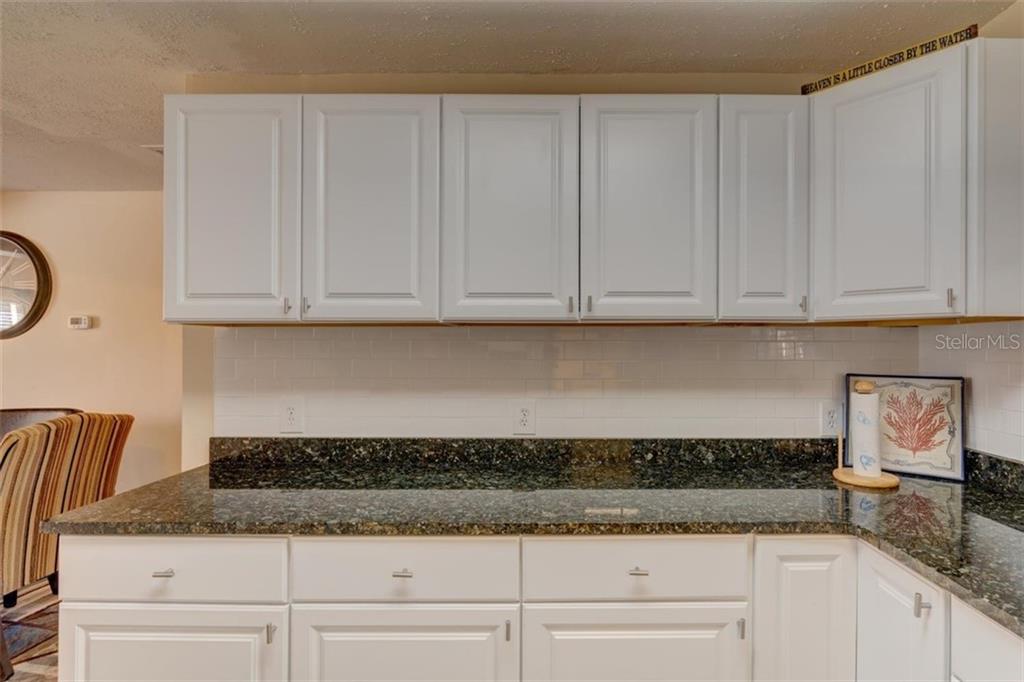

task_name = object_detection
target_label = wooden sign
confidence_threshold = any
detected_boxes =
[802,25,978,95]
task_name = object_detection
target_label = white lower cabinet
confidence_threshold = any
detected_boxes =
[857,543,948,682]
[523,602,750,681]
[291,604,519,682]
[753,536,856,681]
[950,596,1024,682]
[58,602,287,682]
[56,535,1023,682]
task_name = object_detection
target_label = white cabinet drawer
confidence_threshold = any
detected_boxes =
[59,536,288,604]
[522,536,750,601]
[291,537,520,602]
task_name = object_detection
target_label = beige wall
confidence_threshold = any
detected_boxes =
[982,1,1023,38]
[186,71,816,95]
[0,191,182,491]
[180,325,213,472]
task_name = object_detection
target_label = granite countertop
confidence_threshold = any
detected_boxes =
[42,437,1024,637]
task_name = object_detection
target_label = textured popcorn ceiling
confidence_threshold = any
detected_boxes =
[0,0,1015,190]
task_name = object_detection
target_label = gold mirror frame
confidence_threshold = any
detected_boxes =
[0,231,53,340]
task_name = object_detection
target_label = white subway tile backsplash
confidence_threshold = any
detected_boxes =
[214,336,254,359]
[274,358,315,379]
[273,327,316,339]
[254,339,293,358]
[234,358,276,380]
[919,321,1024,463]
[293,339,333,358]
[215,325,922,439]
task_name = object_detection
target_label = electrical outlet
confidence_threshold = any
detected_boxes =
[819,401,841,436]
[279,397,305,434]
[512,400,536,435]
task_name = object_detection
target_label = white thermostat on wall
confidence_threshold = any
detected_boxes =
[67,315,92,330]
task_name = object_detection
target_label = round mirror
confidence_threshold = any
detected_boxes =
[0,231,52,339]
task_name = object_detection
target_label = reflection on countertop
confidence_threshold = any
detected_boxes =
[43,437,1024,637]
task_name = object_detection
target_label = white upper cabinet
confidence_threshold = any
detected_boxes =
[580,95,718,320]
[302,95,439,321]
[857,543,948,682]
[719,96,809,320]
[162,44,1024,326]
[812,46,967,320]
[441,95,580,321]
[164,95,301,322]
[967,39,1024,316]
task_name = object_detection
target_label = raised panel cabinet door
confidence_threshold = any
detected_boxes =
[58,603,287,682]
[164,95,301,322]
[523,602,750,681]
[966,39,1024,316]
[753,536,856,681]
[303,95,439,320]
[291,604,519,681]
[812,46,967,320]
[857,543,948,682]
[950,596,1024,682]
[719,96,809,320]
[581,95,718,319]
[441,95,579,320]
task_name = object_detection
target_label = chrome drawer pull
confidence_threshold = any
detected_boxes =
[392,569,414,579]
[628,567,650,577]
[151,569,175,578]
[913,592,932,618]
[265,623,277,645]
[737,618,746,640]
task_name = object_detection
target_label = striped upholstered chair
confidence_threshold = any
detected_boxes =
[0,413,133,607]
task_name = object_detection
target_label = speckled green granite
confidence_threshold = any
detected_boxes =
[966,450,1024,496]
[43,438,1024,638]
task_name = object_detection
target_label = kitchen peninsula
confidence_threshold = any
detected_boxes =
[44,438,1024,682]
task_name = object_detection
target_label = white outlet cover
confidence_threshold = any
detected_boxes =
[512,400,536,435]
[279,396,306,434]
[819,400,841,436]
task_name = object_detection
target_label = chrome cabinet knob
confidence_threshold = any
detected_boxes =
[151,569,175,578]
[392,569,414,579]
[628,567,650,577]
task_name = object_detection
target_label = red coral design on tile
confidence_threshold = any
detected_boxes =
[883,389,949,456]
